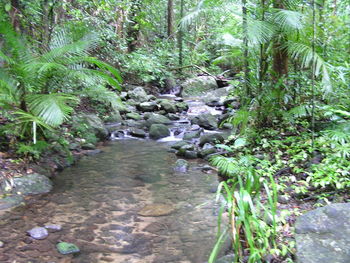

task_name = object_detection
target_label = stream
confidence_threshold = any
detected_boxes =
[0,115,224,262]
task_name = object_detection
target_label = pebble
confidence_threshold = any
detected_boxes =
[45,224,62,232]
[27,227,49,240]
[0,241,4,248]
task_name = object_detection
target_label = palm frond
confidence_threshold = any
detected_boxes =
[272,9,305,32]
[287,41,332,93]
[247,19,276,45]
[26,93,79,127]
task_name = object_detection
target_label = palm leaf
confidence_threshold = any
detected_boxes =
[272,9,305,32]
[26,93,79,127]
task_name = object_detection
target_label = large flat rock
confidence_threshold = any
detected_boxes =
[295,203,350,263]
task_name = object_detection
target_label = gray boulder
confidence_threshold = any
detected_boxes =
[146,114,171,127]
[129,128,147,138]
[149,124,170,139]
[192,113,218,130]
[159,99,177,113]
[183,130,202,141]
[199,133,225,146]
[8,174,53,195]
[137,102,158,112]
[126,112,142,121]
[181,76,218,97]
[203,86,234,106]
[73,113,108,140]
[0,195,24,210]
[176,102,189,112]
[171,141,190,150]
[174,159,189,173]
[295,203,350,263]
[105,110,122,123]
[127,87,148,102]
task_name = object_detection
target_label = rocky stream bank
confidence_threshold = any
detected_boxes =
[0,75,349,263]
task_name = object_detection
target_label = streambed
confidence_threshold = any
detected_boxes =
[0,139,222,263]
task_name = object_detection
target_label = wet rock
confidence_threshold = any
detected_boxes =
[171,141,189,150]
[149,124,170,139]
[181,76,218,96]
[198,147,217,158]
[105,110,122,123]
[138,204,175,217]
[223,97,240,109]
[125,112,142,121]
[167,113,180,120]
[9,173,53,195]
[159,99,177,113]
[81,143,95,150]
[203,86,234,106]
[174,159,189,172]
[72,113,108,140]
[146,113,172,127]
[295,203,350,263]
[191,113,218,130]
[0,194,24,210]
[137,101,158,112]
[44,224,62,232]
[127,86,148,102]
[199,133,225,146]
[176,102,189,112]
[56,242,80,255]
[27,227,49,240]
[184,151,198,159]
[129,128,147,138]
[222,123,233,130]
[183,130,202,141]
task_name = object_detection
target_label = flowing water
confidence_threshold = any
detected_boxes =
[0,139,221,263]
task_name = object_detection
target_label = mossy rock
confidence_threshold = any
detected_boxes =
[56,242,80,255]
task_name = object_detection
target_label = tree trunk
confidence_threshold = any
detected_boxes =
[242,0,250,99]
[167,0,174,38]
[272,0,288,79]
[127,0,142,52]
[10,0,21,32]
[178,0,184,68]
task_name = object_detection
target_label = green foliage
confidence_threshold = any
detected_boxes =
[0,19,122,142]
[16,141,50,160]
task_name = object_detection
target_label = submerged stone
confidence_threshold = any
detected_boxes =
[0,195,24,210]
[174,159,189,173]
[27,227,49,240]
[9,174,53,196]
[138,204,175,217]
[56,242,80,255]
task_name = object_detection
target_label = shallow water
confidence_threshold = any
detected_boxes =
[0,139,221,263]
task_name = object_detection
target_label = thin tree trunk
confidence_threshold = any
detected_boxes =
[178,0,185,68]
[167,0,174,38]
[10,0,21,32]
[242,0,250,99]
[127,0,142,52]
[272,0,288,79]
